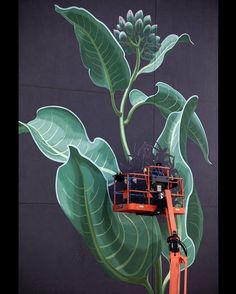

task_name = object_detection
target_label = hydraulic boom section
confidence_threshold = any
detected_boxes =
[113,165,188,294]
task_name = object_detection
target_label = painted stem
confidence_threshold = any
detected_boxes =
[162,271,170,294]
[154,256,163,294]
[124,100,143,125]
[110,91,122,117]
[144,278,154,294]
[119,114,132,162]
[119,47,141,161]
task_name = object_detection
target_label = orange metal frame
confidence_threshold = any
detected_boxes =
[113,165,188,294]
[165,189,188,294]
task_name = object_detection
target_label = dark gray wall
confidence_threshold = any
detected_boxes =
[19,0,218,293]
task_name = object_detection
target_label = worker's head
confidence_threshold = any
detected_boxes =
[156,162,162,166]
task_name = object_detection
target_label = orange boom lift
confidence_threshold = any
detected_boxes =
[113,165,188,294]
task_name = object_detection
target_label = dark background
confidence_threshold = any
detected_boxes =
[19,0,218,293]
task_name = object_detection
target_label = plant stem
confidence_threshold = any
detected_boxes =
[154,256,163,294]
[124,101,143,125]
[119,113,132,162]
[144,278,154,294]
[110,91,122,117]
[119,47,141,161]
[162,271,170,294]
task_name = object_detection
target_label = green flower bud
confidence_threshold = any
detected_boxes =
[142,51,155,61]
[119,31,127,43]
[150,24,158,34]
[155,36,161,44]
[143,15,152,26]
[114,9,161,59]
[125,22,133,36]
[119,16,126,29]
[127,10,134,23]
[156,43,161,50]
[135,18,143,33]
[135,10,144,21]
[154,44,161,52]
[139,39,146,49]
[145,41,154,49]
[143,24,151,36]
[147,33,156,43]
[151,39,158,47]
[146,43,157,51]
[142,50,155,61]
[113,29,120,40]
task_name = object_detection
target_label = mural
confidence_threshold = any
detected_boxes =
[19,5,211,294]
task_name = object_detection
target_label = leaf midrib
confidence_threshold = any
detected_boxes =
[75,14,113,93]
[29,124,68,159]
[27,123,116,176]
[128,91,209,162]
[171,101,196,265]
[83,174,145,284]
[157,98,198,269]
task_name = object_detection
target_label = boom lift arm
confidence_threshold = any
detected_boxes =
[113,165,188,294]
[165,189,188,294]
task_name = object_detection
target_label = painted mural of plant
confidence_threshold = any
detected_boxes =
[19,5,211,294]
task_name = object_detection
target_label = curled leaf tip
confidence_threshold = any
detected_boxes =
[19,121,29,134]
[206,158,212,165]
[185,33,194,45]
[189,95,199,101]
[54,4,62,12]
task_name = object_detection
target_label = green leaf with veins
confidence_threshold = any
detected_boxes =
[55,5,131,93]
[128,82,211,164]
[153,96,203,272]
[18,106,119,185]
[56,146,162,290]
[138,33,193,75]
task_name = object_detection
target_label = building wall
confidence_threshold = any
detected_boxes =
[19,0,218,293]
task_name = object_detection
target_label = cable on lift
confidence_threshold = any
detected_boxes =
[167,233,188,256]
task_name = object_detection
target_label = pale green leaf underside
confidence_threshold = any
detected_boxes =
[129,82,211,164]
[18,106,119,185]
[138,33,193,75]
[55,5,131,93]
[56,146,162,287]
[19,123,28,134]
[153,96,203,269]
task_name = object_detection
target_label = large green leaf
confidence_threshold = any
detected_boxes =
[128,82,211,164]
[153,96,203,270]
[138,33,193,75]
[55,5,131,93]
[19,106,119,185]
[56,146,162,290]
[186,187,203,254]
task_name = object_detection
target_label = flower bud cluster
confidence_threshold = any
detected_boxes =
[114,10,161,61]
